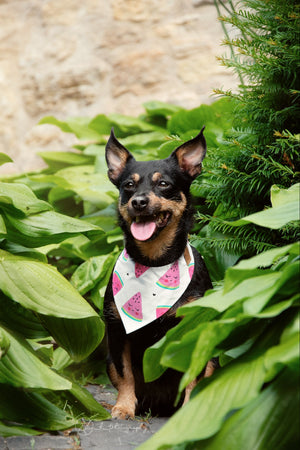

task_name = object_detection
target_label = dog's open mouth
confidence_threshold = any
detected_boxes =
[130,212,171,241]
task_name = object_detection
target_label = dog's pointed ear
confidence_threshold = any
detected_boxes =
[105,128,134,185]
[171,127,207,179]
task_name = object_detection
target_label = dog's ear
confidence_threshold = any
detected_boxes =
[105,128,134,185]
[171,127,206,179]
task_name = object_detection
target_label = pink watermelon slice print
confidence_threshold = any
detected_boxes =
[156,261,180,290]
[121,292,143,322]
[112,270,123,296]
[156,305,171,318]
[135,262,149,278]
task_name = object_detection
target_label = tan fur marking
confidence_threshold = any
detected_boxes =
[152,172,162,182]
[182,360,217,407]
[131,173,140,183]
[204,359,216,378]
[119,199,133,225]
[110,342,137,419]
[183,379,197,405]
[184,246,191,265]
[136,192,187,260]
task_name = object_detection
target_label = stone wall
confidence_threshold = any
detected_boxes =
[0,0,237,174]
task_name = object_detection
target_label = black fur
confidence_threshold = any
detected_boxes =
[104,128,212,416]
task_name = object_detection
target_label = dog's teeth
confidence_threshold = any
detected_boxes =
[156,212,165,225]
[135,217,140,223]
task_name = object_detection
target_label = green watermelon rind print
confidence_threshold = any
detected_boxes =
[156,281,179,290]
[122,249,129,261]
[121,307,143,322]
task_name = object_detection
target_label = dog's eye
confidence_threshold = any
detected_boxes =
[124,180,135,190]
[158,180,170,188]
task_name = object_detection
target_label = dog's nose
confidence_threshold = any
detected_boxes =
[132,195,149,211]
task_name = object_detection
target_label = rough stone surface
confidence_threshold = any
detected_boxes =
[0,0,237,175]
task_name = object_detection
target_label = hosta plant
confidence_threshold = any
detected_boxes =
[140,184,300,449]
[0,179,110,435]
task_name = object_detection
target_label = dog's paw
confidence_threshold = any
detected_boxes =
[111,404,135,420]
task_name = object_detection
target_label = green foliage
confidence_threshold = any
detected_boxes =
[0,99,233,436]
[192,0,300,262]
[0,182,110,434]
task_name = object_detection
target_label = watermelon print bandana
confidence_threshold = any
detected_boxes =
[112,243,195,334]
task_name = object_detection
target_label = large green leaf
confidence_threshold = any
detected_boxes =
[39,116,104,140]
[195,369,299,450]
[0,250,99,318]
[52,347,73,371]
[33,165,117,210]
[71,253,117,295]
[0,421,41,437]
[0,385,78,431]
[143,309,217,383]
[227,183,300,229]
[40,315,104,361]
[167,99,233,137]
[0,327,71,390]
[0,214,6,236]
[4,210,101,247]
[68,382,111,420]
[0,250,105,360]
[177,321,235,392]
[90,113,160,137]
[228,200,299,229]
[118,131,167,153]
[0,328,10,359]
[82,113,112,135]
[1,241,48,262]
[186,272,281,314]
[0,293,48,339]
[38,151,94,170]
[271,183,299,207]
[0,182,52,217]
[143,100,183,117]
[223,242,298,291]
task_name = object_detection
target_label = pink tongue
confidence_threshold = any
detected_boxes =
[130,221,156,241]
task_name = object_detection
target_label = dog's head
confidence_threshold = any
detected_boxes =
[105,128,206,262]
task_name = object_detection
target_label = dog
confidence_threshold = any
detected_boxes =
[104,128,214,419]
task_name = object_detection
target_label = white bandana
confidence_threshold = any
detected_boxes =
[112,243,194,334]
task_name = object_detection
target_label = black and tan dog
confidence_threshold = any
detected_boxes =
[104,128,213,419]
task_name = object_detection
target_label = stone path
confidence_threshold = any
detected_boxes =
[0,385,168,450]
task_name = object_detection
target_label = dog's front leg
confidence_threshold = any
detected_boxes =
[183,359,218,405]
[182,379,197,406]
[108,341,137,419]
